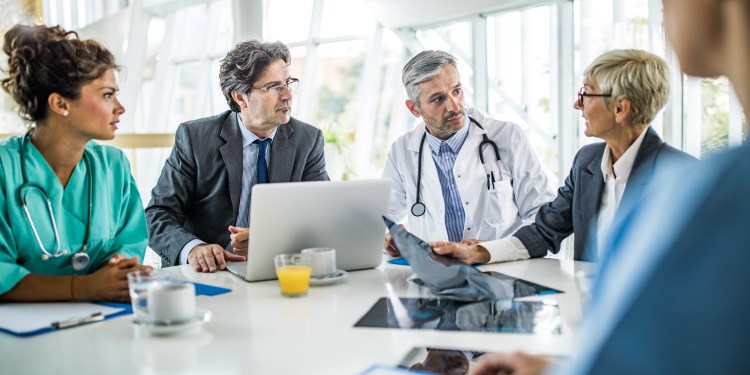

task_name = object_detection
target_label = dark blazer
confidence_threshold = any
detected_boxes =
[514,127,695,261]
[146,110,329,266]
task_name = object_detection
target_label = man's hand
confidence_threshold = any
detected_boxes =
[430,240,490,264]
[228,226,250,257]
[470,352,551,375]
[188,243,246,273]
[81,255,151,302]
[384,224,406,257]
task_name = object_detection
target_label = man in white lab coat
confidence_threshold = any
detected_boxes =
[382,50,554,257]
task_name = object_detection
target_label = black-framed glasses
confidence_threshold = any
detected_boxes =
[577,87,610,107]
[251,78,299,94]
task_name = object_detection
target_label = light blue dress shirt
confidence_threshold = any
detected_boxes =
[424,116,470,242]
[178,114,276,264]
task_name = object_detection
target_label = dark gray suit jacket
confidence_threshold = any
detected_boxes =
[514,127,695,261]
[146,110,329,266]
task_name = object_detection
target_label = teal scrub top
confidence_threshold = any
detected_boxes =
[0,136,148,294]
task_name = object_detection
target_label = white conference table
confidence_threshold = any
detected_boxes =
[1,258,593,375]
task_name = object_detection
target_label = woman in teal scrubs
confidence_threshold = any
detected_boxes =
[0,24,150,302]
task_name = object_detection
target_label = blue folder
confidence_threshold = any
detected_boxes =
[0,281,231,337]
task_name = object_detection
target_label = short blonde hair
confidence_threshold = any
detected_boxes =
[584,49,671,127]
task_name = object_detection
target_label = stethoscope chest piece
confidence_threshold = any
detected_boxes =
[71,251,90,271]
[411,202,426,217]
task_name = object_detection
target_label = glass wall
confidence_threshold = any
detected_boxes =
[1,0,746,263]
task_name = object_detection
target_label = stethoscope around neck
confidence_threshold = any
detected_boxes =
[17,132,93,271]
[411,116,502,217]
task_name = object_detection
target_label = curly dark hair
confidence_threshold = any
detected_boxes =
[1,24,118,123]
[219,40,290,112]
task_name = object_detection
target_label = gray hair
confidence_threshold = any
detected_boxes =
[584,49,671,127]
[219,40,291,112]
[402,50,458,106]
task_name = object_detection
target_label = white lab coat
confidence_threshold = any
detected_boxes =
[382,108,554,242]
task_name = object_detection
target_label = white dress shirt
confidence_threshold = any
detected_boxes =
[595,128,647,258]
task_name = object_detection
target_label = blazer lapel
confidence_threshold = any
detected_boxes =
[579,150,605,251]
[619,127,664,215]
[219,113,244,221]
[269,122,296,182]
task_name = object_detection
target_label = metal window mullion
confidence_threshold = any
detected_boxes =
[647,0,664,54]
[353,23,385,178]
[42,0,55,25]
[195,3,216,119]
[120,0,151,132]
[387,46,411,142]
[61,0,72,29]
[149,13,178,133]
[472,14,488,112]
[297,0,325,123]
[556,0,575,183]
[648,0,666,134]
[520,9,531,117]
[684,76,702,157]
[613,0,624,47]
[728,84,743,146]
[662,43,684,150]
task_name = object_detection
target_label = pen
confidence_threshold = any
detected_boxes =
[51,312,104,329]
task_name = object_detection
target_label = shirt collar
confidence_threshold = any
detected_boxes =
[424,114,471,155]
[601,127,649,181]
[237,113,277,147]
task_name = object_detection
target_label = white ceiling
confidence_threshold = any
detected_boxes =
[364,0,554,29]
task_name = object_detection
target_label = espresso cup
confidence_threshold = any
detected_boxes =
[301,247,336,278]
[147,280,196,325]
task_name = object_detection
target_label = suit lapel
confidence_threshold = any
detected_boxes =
[579,149,605,252]
[269,121,296,182]
[219,113,244,221]
[618,127,663,216]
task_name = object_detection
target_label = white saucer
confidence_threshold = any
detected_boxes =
[133,310,211,336]
[309,270,348,286]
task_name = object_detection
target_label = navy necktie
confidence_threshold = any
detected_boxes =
[255,138,270,184]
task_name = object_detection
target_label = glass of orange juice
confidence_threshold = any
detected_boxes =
[274,253,312,297]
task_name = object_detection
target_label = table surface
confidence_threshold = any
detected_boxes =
[0,258,593,375]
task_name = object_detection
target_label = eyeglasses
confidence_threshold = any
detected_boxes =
[577,87,611,107]
[251,78,300,94]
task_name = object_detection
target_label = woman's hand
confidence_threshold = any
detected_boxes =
[430,240,490,264]
[77,255,151,302]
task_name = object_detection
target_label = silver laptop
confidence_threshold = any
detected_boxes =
[226,179,390,281]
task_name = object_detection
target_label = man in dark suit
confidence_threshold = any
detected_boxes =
[431,49,694,264]
[146,40,329,272]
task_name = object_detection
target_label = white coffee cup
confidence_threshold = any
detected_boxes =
[301,247,336,277]
[147,281,196,325]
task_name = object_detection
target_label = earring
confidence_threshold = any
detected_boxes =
[63,110,69,117]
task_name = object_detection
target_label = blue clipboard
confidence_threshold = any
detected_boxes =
[0,281,231,337]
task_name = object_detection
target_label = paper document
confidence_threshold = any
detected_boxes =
[0,302,124,334]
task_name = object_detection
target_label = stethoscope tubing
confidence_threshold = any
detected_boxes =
[18,132,92,270]
[411,116,502,217]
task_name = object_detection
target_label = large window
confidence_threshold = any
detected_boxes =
[1,0,746,264]
[487,6,558,180]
